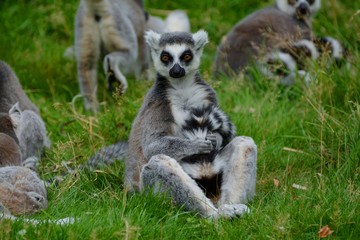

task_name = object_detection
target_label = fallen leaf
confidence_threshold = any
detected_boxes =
[319,225,334,238]
[273,178,279,188]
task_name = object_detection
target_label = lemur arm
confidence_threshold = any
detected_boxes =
[143,135,213,161]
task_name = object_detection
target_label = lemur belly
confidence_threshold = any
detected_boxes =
[167,84,219,179]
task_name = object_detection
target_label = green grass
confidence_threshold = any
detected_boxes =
[0,0,359,239]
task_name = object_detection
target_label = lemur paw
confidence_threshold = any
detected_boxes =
[206,133,217,149]
[103,55,128,94]
[217,204,250,218]
[195,139,213,154]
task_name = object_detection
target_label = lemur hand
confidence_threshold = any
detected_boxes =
[206,132,222,149]
[194,139,213,154]
[206,132,218,149]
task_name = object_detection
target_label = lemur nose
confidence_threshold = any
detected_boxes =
[169,63,185,78]
[298,3,309,15]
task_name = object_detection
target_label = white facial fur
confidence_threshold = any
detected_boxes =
[145,30,208,85]
[276,0,321,16]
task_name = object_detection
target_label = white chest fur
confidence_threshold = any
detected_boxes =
[167,81,210,134]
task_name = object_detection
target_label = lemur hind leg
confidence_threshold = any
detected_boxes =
[103,49,137,94]
[216,136,257,206]
[140,154,249,218]
[76,20,101,112]
[140,154,217,217]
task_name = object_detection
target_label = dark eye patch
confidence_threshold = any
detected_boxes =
[180,50,193,64]
[160,51,173,65]
[306,0,315,5]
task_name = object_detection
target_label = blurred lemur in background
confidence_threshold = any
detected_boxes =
[87,30,257,218]
[0,61,49,215]
[75,0,190,112]
[0,61,50,171]
[213,0,348,85]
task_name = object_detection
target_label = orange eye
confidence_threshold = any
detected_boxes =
[183,54,192,62]
[161,55,170,62]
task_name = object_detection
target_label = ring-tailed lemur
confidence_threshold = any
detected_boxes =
[109,30,257,218]
[0,61,50,171]
[75,0,191,112]
[213,0,347,85]
[75,0,149,112]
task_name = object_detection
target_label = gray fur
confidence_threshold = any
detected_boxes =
[213,0,319,77]
[0,61,39,114]
[0,133,22,167]
[86,141,128,169]
[74,0,190,111]
[13,108,50,171]
[0,62,50,171]
[159,32,194,47]
[0,166,47,215]
[126,30,257,218]
[75,0,149,112]
[216,0,347,84]
[0,112,22,167]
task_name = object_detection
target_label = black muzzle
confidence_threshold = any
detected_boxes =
[169,63,185,78]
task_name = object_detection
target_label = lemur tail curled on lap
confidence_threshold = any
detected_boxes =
[120,30,258,218]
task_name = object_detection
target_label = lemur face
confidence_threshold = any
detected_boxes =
[277,0,321,19]
[145,30,208,81]
[159,44,194,78]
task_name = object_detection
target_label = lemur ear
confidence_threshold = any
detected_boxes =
[193,30,209,51]
[145,30,161,51]
[9,102,22,129]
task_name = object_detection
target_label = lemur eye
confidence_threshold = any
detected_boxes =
[161,55,170,62]
[183,54,193,62]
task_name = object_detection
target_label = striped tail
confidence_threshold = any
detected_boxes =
[85,141,129,170]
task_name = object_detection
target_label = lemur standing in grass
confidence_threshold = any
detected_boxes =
[213,0,347,85]
[113,30,257,218]
[75,0,191,112]
[0,61,50,171]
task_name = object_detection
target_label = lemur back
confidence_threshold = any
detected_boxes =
[0,61,39,114]
[213,0,347,84]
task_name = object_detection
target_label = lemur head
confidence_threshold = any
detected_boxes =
[145,30,209,80]
[276,0,321,20]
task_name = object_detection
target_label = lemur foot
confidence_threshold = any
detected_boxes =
[217,204,250,218]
